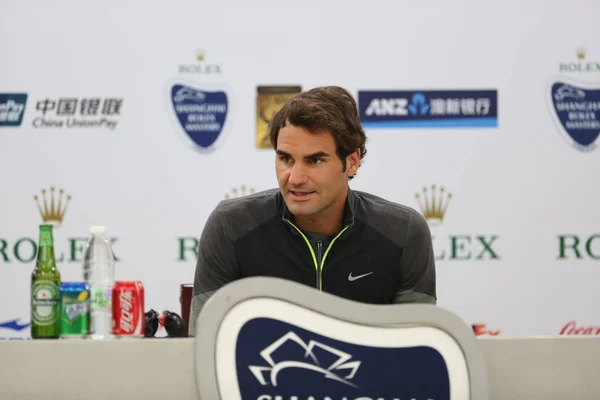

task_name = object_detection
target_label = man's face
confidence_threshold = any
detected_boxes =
[275,123,358,219]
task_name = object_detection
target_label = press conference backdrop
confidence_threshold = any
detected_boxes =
[1,0,599,340]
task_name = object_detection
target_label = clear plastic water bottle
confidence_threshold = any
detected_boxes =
[83,226,115,340]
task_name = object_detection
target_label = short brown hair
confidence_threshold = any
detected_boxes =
[268,86,367,178]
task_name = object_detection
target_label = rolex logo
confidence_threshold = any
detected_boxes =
[415,184,452,226]
[179,48,221,74]
[576,47,587,60]
[33,186,71,227]
[225,185,255,199]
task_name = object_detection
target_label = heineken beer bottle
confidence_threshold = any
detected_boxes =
[31,224,61,339]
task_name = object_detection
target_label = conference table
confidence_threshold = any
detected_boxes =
[1,336,599,399]
[1,278,599,399]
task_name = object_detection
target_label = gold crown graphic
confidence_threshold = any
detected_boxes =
[196,49,205,62]
[415,184,452,226]
[576,47,587,60]
[225,185,255,199]
[33,186,71,227]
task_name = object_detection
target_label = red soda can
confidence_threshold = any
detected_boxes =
[112,281,145,337]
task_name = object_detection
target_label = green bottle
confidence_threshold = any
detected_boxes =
[31,224,61,339]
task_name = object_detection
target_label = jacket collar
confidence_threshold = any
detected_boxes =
[279,187,356,239]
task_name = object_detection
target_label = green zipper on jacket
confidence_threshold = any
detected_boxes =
[286,221,349,291]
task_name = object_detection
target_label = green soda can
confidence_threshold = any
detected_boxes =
[59,282,90,338]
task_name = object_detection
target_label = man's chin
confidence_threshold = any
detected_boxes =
[284,200,316,217]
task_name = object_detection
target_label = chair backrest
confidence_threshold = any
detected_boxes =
[194,277,488,400]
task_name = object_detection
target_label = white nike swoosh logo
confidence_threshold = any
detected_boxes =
[348,272,373,282]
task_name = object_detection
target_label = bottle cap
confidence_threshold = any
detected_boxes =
[89,226,107,234]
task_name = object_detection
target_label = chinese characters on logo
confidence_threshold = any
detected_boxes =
[32,97,124,130]
[428,97,491,116]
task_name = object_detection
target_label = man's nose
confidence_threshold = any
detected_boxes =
[288,163,308,185]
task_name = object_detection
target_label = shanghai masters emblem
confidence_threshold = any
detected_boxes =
[549,81,600,152]
[169,83,229,152]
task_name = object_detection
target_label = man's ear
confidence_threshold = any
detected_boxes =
[346,149,360,177]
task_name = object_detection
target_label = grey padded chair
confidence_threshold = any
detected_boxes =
[194,277,489,400]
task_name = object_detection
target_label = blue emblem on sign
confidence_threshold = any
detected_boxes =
[0,318,30,331]
[235,318,450,400]
[169,84,229,152]
[0,93,28,127]
[550,81,600,152]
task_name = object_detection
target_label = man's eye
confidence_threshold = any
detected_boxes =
[310,158,323,164]
[280,156,292,163]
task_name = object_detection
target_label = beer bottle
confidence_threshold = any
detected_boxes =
[31,224,61,338]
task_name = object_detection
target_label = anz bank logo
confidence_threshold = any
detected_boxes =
[363,93,430,117]
[249,331,362,388]
[358,89,498,129]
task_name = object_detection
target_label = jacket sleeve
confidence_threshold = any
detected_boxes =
[188,203,239,336]
[393,211,437,304]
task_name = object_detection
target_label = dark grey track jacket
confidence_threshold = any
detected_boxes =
[188,188,436,335]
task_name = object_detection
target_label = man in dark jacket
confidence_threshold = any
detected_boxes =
[188,86,436,335]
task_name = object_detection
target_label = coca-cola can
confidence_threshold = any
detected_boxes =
[112,281,145,337]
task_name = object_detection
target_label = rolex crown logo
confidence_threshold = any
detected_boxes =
[415,184,452,226]
[33,186,71,227]
[196,49,205,62]
[225,185,255,199]
[576,47,587,60]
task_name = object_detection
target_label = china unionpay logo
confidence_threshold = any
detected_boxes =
[549,81,600,152]
[358,89,498,129]
[168,83,230,153]
[0,93,28,127]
